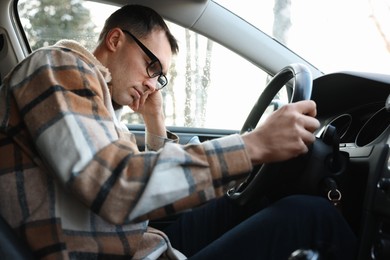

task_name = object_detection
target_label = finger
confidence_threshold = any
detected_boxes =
[295,100,317,117]
[140,93,148,105]
[304,116,320,132]
[301,129,316,145]
[130,99,140,111]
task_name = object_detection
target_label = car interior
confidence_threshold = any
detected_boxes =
[1,0,390,259]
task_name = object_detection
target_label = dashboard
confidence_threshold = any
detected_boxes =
[312,72,390,260]
[313,72,390,146]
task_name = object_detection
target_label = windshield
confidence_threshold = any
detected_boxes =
[215,0,390,75]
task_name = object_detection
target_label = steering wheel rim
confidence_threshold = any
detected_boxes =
[229,63,314,205]
[240,63,313,134]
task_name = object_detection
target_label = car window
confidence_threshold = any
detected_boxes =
[215,0,390,75]
[17,0,279,131]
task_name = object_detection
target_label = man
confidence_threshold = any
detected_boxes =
[0,4,356,260]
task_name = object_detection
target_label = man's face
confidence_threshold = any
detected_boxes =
[108,29,172,111]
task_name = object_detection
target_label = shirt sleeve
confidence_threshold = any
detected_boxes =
[8,47,253,225]
[145,130,179,151]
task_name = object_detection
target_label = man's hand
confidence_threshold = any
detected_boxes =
[130,90,167,138]
[242,100,320,165]
[130,88,162,115]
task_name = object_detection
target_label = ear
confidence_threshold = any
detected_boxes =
[105,28,123,52]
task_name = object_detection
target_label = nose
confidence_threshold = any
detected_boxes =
[144,77,158,92]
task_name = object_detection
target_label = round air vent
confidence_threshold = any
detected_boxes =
[356,107,390,147]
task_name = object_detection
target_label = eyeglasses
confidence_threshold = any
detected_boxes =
[121,29,168,90]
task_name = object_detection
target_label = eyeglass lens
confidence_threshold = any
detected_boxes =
[147,61,167,89]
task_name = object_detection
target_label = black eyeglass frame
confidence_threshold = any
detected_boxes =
[121,29,168,90]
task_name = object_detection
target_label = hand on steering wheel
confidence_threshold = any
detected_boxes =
[228,63,345,205]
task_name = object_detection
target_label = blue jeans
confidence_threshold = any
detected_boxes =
[163,195,357,259]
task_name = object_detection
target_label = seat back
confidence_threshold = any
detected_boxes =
[0,28,19,85]
[0,32,5,85]
[0,215,36,260]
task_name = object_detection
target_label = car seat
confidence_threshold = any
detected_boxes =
[0,214,36,259]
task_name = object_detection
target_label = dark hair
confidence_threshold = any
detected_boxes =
[98,4,179,54]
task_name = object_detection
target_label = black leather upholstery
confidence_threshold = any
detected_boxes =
[0,215,35,260]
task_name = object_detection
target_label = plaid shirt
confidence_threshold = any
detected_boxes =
[0,40,252,259]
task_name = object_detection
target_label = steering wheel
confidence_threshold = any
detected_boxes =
[227,63,346,205]
[240,63,312,134]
